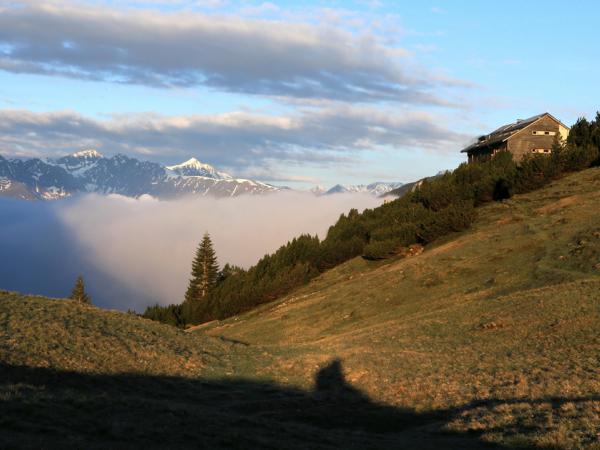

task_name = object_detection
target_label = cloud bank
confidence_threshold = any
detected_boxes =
[0,1,464,103]
[0,108,468,170]
[0,192,381,311]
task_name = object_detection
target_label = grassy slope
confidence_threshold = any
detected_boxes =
[0,291,265,379]
[197,167,600,448]
[0,294,482,449]
[1,168,599,448]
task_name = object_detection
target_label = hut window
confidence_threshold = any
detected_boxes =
[532,130,556,136]
[532,148,551,154]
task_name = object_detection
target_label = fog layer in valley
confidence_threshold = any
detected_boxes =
[0,193,381,311]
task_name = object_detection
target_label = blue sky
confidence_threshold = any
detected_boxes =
[0,0,599,188]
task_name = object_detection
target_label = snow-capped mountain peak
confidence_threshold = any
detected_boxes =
[166,157,232,180]
[169,157,204,169]
[50,149,104,175]
[71,149,103,159]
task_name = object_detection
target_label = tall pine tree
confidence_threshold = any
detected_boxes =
[70,275,91,304]
[184,232,219,304]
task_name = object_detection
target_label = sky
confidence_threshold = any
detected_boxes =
[1,0,599,189]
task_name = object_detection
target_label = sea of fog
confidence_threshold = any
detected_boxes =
[0,193,381,311]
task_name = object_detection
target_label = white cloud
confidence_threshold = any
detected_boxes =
[0,0,467,103]
[56,191,382,309]
[0,107,468,171]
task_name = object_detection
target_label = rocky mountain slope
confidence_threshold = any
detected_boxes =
[0,150,280,200]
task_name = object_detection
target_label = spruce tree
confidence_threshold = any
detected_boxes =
[567,117,592,148]
[70,275,91,304]
[184,232,219,304]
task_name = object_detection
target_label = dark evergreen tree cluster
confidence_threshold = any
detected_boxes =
[144,114,600,327]
[567,113,600,150]
[142,303,183,327]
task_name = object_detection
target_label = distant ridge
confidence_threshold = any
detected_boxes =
[1,151,406,200]
[0,152,280,200]
[311,181,404,196]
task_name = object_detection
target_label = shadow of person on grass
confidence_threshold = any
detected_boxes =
[0,360,596,449]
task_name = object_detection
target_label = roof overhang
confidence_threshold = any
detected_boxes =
[461,139,506,153]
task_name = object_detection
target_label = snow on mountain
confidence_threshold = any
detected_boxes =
[39,186,71,200]
[364,182,405,196]
[163,176,279,198]
[323,182,403,196]
[72,149,103,159]
[51,149,104,176]
[166,157,232,180]
[0,152,280,200]
[0,178,11,191]
[1,151,402,201]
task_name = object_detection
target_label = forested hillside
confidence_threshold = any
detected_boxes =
[145,113,600,327]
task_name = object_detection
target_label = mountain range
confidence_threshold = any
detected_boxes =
[0,151,280,200]
[0,150,404,200]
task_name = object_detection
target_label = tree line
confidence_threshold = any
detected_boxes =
[143,113,600,327]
